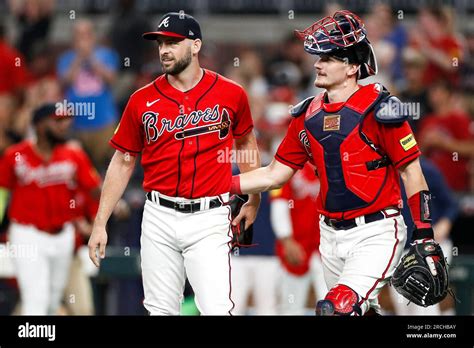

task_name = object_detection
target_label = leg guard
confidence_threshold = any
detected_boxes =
[315,284,362,316]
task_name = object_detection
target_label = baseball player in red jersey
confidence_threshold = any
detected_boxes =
[0,104,101,315]
[230,11,446,315]
[88,12,260,315]
[270,163,327,314]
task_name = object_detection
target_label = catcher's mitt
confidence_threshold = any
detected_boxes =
[391,239,449,307]
[229,194,255,250]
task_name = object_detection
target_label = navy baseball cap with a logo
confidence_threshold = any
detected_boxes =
[143,12,202,40]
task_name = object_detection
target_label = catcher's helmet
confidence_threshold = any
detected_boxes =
[295,10,377,79]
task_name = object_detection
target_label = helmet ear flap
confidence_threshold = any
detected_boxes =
[356,42,378,79]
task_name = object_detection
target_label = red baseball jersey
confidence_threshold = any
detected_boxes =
[110,69,253,198]
[0,141,101,232]
[276,84,421,220]
[271,163,321,275]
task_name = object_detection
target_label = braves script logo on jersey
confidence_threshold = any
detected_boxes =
[299,130,312,158]
[142,105,231,144]
[14,159,76,187]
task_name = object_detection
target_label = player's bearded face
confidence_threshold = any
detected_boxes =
[44,118,72,145]
[160,44,192,76]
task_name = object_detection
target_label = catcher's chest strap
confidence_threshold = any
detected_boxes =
[365,155,391,171]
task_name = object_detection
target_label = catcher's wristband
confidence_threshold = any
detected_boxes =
[230,175,242,195]
[408,190,433,240]
[411,228,434,242]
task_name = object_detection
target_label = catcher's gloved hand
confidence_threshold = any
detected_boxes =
[229,194,254,251]
[391,237,449,307]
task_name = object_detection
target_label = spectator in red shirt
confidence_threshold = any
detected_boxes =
[411,6,463,87]
[0,24,32,153]
[0,25,31,96]
[418,79,474,192]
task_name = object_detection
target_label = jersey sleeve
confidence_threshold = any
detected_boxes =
[275,117,310,170]
[109,95,144,155]
[378,120,421,169]
[74,149,101,191]
[232,88,254,139]
[0,150,16,189]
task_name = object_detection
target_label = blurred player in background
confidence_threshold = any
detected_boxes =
[0,104,100,315]
[270,162,327,314]
[231,191,279,315]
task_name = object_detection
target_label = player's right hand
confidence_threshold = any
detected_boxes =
[88,224,108,267]
[281,237,305,266]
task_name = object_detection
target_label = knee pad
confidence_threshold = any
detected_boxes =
[315,284,362,316]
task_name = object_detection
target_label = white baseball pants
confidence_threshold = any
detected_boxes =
[8,222,74,315]
[319,214,407,315]
[141,196,234,315]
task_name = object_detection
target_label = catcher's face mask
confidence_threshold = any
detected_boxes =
[295,10,377,79]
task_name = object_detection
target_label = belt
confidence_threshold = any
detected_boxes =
[146,192,223,213]
[323,208,400,230]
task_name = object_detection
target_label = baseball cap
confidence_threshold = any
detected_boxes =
[32,103,72,125]
[32,104,57,125]
[143,12,202,41]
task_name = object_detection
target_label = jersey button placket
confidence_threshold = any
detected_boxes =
[181,97,194,196]
[176,98,187,197]
[184,95,191,112]
[184,99,193,145]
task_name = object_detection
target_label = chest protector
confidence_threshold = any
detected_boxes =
[298,84,393,213]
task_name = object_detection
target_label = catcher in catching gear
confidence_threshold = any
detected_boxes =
[229,10,450,316]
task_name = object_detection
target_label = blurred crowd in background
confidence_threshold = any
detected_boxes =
[0,0,473,315]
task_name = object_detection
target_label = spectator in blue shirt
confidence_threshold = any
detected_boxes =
[369,3,408,88]
[58,19,119,169]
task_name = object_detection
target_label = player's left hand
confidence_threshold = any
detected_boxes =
[88,223,108,267]
[281,237,306,265]
[232,193,260,230]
